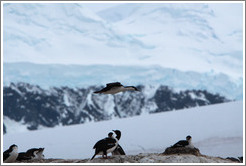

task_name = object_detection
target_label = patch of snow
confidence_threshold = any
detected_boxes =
[3,117,29,134]
[63,93,71,107]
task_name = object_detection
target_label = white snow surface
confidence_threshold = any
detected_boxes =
[3,101,243,160]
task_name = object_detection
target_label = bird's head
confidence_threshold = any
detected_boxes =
[9,144,18,151]
[108,132,113,137]
[112,130,121,140]
[186,135,192,141]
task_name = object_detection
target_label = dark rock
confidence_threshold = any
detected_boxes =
[162,147,202,156]
[3,123,6,134]
[226,157,240,163]
[238,156,243,163]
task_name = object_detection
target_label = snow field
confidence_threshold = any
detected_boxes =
[3,101,243,159]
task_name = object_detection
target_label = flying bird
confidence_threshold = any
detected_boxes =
[94,82,139,94]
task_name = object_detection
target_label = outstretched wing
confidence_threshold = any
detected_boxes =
[94,82,123,93]
[106,82,123,87]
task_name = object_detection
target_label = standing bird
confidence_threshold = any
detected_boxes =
[91,130,121,160]
[171,135,194,148]
[110,131,125,155]
[17,148,45,161]
[3,144,19,163]
[94,82,139,94]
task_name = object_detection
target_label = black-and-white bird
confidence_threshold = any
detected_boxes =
[109,131,125,155]
[16,148,45,161]
[94,82,139,94]
[171,135,194,148]
[3,144,19,163]
[91,130,121,160]
[105,131,125,156]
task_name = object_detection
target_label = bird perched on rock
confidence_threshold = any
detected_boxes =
[3,144,19,163]
[108,131,125,155]
[91,130,122,160]
[171,135,194,148]
[94,82,139,94]
[16,148,45,161]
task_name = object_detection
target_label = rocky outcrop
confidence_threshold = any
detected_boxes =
[15,153,240,163]
[163,147,201,156]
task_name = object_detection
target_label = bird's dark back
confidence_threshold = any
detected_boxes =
[106,82,122,87]
[16,152,32,161]
[26,148,39,156]
[172,140,189,147]
[93,137,116,149]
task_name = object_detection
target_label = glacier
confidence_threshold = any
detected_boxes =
[3,2,243,100]
[3,62,243,100]
[3,3,243,79]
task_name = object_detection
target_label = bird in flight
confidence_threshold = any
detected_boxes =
[94,82,139,94]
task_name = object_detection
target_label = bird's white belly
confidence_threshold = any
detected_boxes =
[106,145,118,154]
[4,152,18,163]
[186,143,194,149]
[33,152,45,160]
[97,142,118,155]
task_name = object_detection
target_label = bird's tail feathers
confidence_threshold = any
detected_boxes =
[91,154,96,160]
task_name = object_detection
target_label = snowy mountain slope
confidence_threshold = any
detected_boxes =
[3,3,152,65]
[98,3,243,79]
[3,3,243,79]
[3,82,228,134]
[3,62,243,100]
[3,101,243,160]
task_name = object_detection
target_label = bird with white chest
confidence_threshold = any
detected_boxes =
[91,130,121,160]
[3,144,19,163]
[16,147,45,161]
[171,135,194,148]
